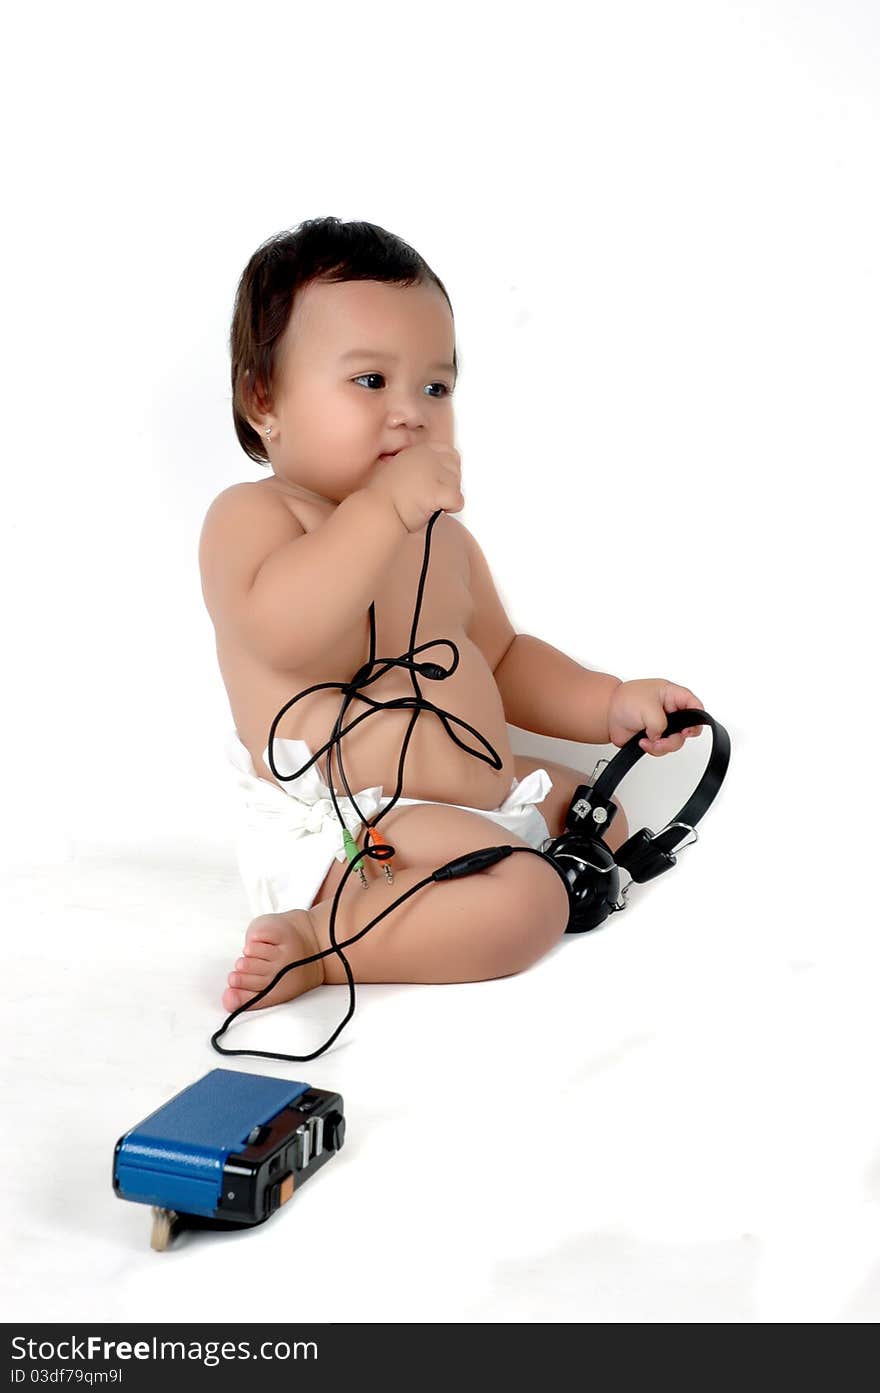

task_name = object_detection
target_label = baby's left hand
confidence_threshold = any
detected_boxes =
[607,678,705,756]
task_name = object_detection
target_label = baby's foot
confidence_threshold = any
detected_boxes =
[222,910,324,1013]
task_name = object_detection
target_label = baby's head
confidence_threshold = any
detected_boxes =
[231,216,459,505]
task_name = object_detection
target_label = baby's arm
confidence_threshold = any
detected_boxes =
[454,521,621,744]
[199,484,407,670]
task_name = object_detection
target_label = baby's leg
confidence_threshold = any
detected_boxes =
[223,806,571,1012]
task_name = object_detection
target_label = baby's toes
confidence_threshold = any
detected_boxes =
[229,954,274,990]
[232,952,265,975]
[245,913,287,949]
[223,911,320,1012]
[222,984,255,1013]
[238,938,274,964]
[222,946,287,1013]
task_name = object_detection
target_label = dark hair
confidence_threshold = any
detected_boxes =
[229,216,458,467]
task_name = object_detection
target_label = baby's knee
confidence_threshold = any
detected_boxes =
[489,852,571,974]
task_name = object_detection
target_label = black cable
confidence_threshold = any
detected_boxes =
[211,838,559,1062]
[211,509,569,1061]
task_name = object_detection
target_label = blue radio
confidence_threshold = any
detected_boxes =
[113,1068,345,1249]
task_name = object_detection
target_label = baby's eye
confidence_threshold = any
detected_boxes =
[353,373,451,398]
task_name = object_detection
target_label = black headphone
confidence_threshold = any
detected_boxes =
[538,707,731,932]
[212,510,731,1062]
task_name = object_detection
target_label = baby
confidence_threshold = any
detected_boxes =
[199,217,704,1015]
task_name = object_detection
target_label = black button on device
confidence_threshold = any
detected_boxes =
[324,1112,346,1151]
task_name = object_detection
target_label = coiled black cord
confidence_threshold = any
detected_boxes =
[211,509,570,1061]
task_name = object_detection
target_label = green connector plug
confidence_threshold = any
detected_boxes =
[342,827,368,888]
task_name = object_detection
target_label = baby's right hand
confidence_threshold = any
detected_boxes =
[367,442,464,533]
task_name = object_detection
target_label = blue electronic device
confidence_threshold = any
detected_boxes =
[113,1068,345,1248]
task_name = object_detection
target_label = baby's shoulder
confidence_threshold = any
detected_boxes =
[203,476,294,517]
[200,479,301,541]
[198,480,305,612]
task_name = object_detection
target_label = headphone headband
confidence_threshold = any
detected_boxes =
[577,708,731,885]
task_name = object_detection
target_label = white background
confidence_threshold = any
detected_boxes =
[2,0,878,1325]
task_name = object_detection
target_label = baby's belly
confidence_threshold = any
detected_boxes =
[267,633,515,811]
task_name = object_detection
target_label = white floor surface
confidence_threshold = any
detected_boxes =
[3,779,878,1324]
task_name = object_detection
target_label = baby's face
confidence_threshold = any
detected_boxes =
[260,279,458,504]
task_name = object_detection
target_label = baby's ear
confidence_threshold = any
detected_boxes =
[242,368,272,419]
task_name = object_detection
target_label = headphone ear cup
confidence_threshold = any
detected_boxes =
[540,831,621,933]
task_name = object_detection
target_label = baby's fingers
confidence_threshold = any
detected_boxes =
[639,732,690,755]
